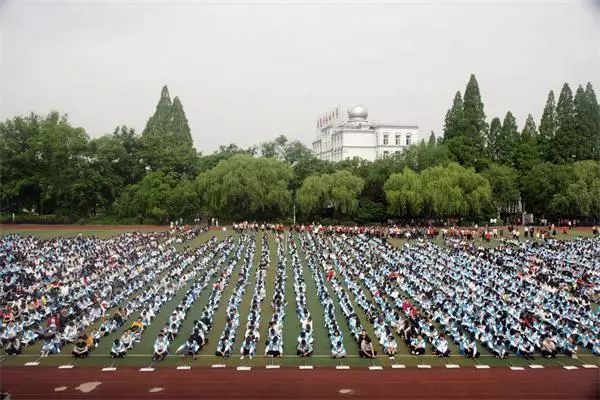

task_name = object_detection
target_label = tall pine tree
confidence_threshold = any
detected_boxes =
[584,83,600,160]
[140,85,197,175]
[496,111,519,166]
[444,75,488,169]
[443,91,464,141]
[553,83,577,163]
[515,114,540,172]
[539,90,556,162]
[487,117,502,162]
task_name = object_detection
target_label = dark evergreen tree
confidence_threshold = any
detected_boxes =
[443,91,463,141]
[487,117,502,162]
[515,114,540,173]
[539,90,557,162]
[584,83,600,160]
[553,83,577,163]
[496,111,519,166]
[140,85,198,175]
[428,131,436,146]
[445,75,488,169]
[461,74,487,152]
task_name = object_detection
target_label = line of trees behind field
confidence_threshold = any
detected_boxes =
[1,76,599,225]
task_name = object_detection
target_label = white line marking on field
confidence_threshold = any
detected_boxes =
[529,364,544,369]
[177,365,191,370]
[299,365,314,370]
[24,361,39,366]
[336,365,350,370]
[475,365,490,369]
[417,364,431,369]
[211,364,226,368]
[582,364,598,369]
[236,366,251,371]
[58,364,74,369]
[368,365,383,370]
[139,367,155,372]
[149,387,164,393]
[102,367,116,372]
[391,364,406,369]
[54,386,67,392]
[75,382,102,393]
[563,365,579,370]
[510,366,525,370]
[445,364,460,368]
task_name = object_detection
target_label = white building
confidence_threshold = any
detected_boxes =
[312,105,419,162]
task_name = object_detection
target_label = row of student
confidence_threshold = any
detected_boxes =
[151,238,237,361]
[174,236,251,360]
[240,236,269,359]
[297,234,348,359]
[266,235,288,357]
[214,237,257,359]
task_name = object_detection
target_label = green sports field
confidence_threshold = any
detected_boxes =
[1,227,598,370]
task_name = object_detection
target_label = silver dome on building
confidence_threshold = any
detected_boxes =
[348,104,368,121]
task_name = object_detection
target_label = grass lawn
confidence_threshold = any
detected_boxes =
[1,227,598,369]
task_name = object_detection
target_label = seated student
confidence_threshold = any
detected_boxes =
[215,337,232,358]
[191,328,207,349]
[541,335,557,358]
[153,333,169,361]
[465,338,479,358]
[265,336,282,358]
[240,337,256,360]
[518,339,535,360]
[564,336,578,358]
[5,337,22,355]
[176,336,200,360]
[72,335,89,358]
[63,322,78,344]
[297,339,313,357]
[41,336,59,357]
[490,338,508,359]
[131,317,145,333]
[433,334,450,357]
[360,337,376,358]
[383,334,398,359]
[409,335,426,355]
[21,329,37,346]
[331,340,346,359]
[110,339,127,358]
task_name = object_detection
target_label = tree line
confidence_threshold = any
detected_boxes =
[1,77,599,224]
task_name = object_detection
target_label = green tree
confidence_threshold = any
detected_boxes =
[514,114,541,172]
[552,83,577,163]
[584,83,600,160]
[297,170,364,218]
[496,111,519,166]
[539,90,557,162]
[384,167,424,217]
[197,154,292,220]
[443,92,463,141]
[487,117,502,162]
[482,164,520,216]
[139,85,198,175]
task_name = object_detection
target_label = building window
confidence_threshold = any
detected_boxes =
[395,134,401,145]
[383,150,389,158]
[406,134,412,146]
[383,134,389,145]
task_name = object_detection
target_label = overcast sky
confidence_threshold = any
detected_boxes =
[1,0,599,153]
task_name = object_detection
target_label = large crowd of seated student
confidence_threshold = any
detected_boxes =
[0,226,208,358]
[312,231,599,359]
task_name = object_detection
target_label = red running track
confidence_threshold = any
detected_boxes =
[1,367,598,399]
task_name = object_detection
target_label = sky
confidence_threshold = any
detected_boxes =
[1,0,599,153]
